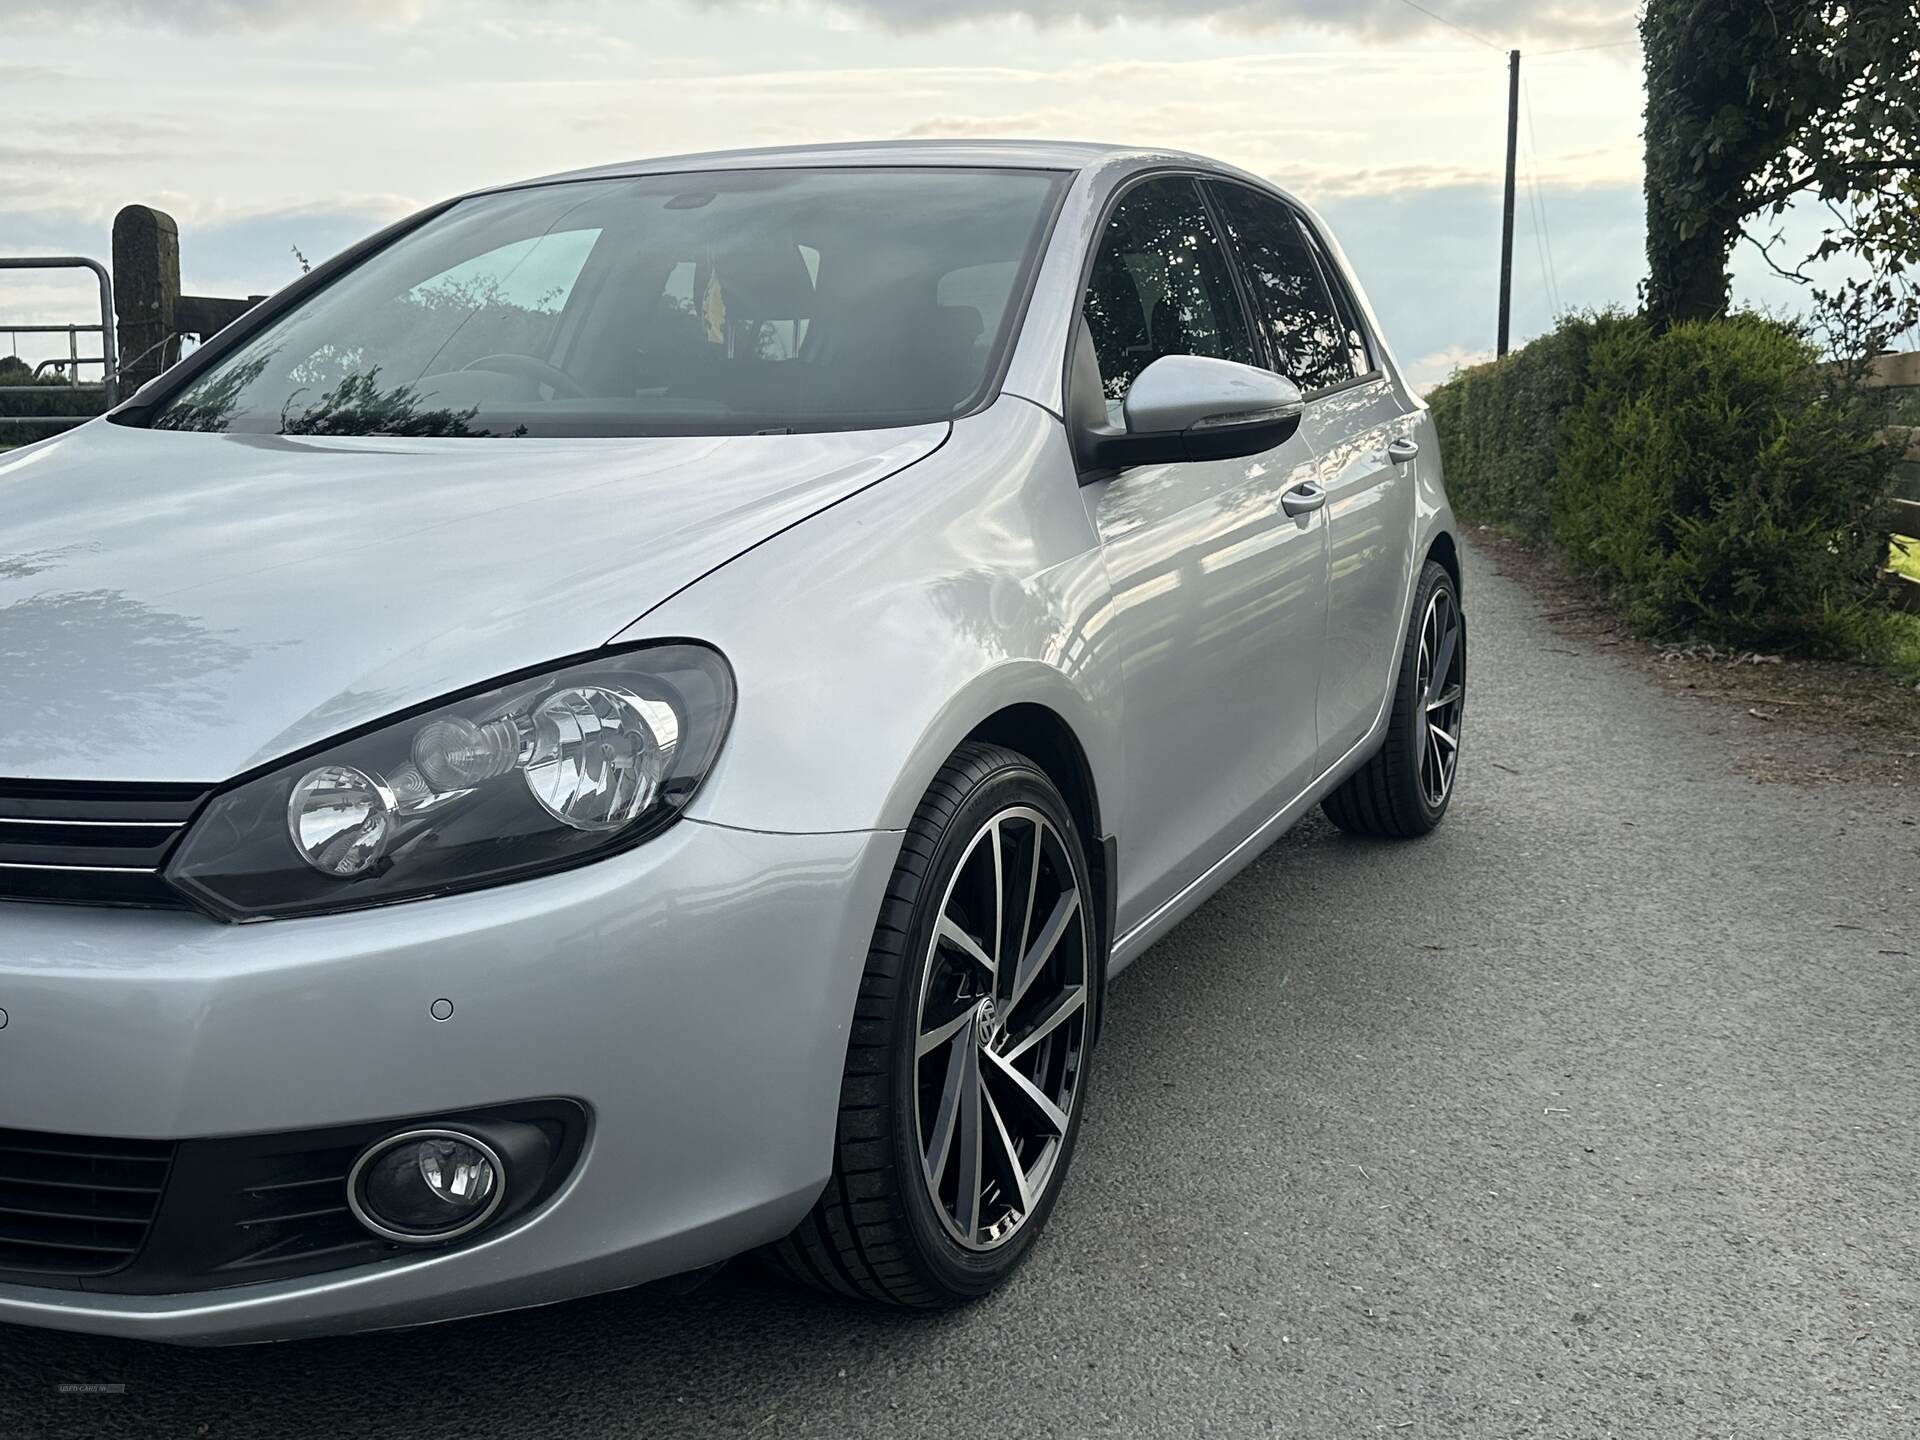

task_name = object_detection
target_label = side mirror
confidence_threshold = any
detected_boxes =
[1075,354,1304,477]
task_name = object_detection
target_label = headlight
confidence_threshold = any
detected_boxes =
[167,643,733,920]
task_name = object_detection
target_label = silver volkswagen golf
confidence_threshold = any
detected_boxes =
[0,141,1462,1342]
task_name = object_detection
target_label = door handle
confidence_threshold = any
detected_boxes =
[1387,437,1420,464]
[1281,481,1325,517]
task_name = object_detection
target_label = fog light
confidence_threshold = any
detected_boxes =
[347,1129,505,1244]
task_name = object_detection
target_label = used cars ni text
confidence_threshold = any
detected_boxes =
[0,141,1463,1341]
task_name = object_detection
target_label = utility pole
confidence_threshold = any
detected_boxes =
[1497,47,1520,357]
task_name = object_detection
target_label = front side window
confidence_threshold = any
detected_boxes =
[152,168,1066,438]
[1081,177,1254,412]
[1209,182,1355,394]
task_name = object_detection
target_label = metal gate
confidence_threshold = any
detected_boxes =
[0,256,119,440]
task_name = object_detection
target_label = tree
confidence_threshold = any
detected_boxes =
[1642,0,1920,345]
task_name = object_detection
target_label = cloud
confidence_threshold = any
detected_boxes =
[10,0,1644,46]
[1404,343,1493,393]
[695,0,1640,47]
[0,118,216,215]
[0,142,162,171]
[8,0,429,30]
[898,109,1363,147]
[535,46,1638,193]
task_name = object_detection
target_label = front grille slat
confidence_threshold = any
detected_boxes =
[0,1213,149,1236]
[0,1198,156,1225]
[0,1173,169,1196]
[0,778,210,910]
[221,1235,374,1270]
[0,1138,173,1163]
[0,777,207,817]
[2,848,175,869]
[0,1146,170,1189]
[242,1173,349,1195]
[234,1203,352,1230]
[216,1148,367,1271]
[0,1127,173,1277]
[0,826,184,866]
[0,1232,141,1255]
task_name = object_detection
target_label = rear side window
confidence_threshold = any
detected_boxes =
[1298,218,1373,379]
[1208,182,1355,394]
[1081,176,1255,410]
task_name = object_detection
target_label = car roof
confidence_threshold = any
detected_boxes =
[498,138,1243,190]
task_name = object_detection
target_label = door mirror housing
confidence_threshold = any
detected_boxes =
[1073,354,1304,477]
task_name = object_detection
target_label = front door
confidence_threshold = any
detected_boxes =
[1076,175,1330,936]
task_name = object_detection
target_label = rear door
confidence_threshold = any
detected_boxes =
[1206,182,1420,760]
[1076,175,1329,935]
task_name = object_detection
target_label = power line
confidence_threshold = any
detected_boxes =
[1524,82,1564,316]
[1520,76,1565,317]
[1391,0,1503,51]
[1530,38,1640,57]
[1521,155,1556,318]
[1384,3,1605,341]
[1387,6,1638,58]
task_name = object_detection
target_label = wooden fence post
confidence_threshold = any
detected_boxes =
[111,205,180,394]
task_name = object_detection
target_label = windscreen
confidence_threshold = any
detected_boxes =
[152,167,1067,438]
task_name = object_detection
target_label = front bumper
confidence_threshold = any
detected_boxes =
[0,818,900,1343]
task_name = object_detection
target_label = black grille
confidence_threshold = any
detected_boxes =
[211,1138,369,1276]
[0,777,210,909]
[0,1101,587,1294]
[0,1127,174,1276]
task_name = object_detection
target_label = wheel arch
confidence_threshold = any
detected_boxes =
[883,682,1118,1042]
[964,702,1102,846]
[962,703,1114,1038]
[1426,527,1462,599]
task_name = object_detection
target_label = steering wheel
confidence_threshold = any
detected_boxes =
[458,353,586,399]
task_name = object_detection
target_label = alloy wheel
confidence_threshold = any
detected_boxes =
[913,806,1089,1251]
[1415,585,1464,808]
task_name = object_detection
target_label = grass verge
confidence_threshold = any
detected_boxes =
[1475,525,1920,786]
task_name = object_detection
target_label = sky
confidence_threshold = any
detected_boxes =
[0,0,1835,392]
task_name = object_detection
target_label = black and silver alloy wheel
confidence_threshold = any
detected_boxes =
[1415,584,1464,809]
[766,742,1099,1306]
[1322,557,1465,838]
[914,805,1088,1252]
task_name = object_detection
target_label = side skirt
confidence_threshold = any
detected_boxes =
[1107,716,1390,974]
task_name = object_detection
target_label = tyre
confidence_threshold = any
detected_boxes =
[764,742,1098,1305]
[1322,558,1465,838]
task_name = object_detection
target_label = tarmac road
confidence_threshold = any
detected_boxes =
[4,535,1918,1438]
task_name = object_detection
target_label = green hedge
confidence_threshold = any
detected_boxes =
[1427,312,1897,653]
[1426,310,1639,538]
[0,362,106,446]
